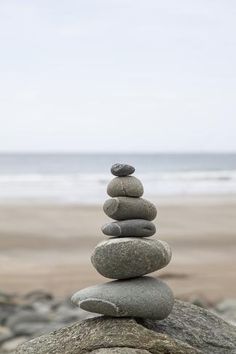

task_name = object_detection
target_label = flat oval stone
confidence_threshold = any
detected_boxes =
[111,163,135,177]
[101,219,156,237]
[71,276,174,320]
[91,238,171,279]
[107,177,144,198]
[103,197,157,221]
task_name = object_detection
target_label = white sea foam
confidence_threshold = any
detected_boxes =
[0,170,235,203]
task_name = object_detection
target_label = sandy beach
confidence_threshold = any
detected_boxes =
[0,195,235,303]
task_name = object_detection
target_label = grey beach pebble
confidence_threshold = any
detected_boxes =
[102,219,156,237]
[91,238,171,279]
[107,176,144,198]
[103,197,157,221]
[111,163,135,177]
[71,276,174,319]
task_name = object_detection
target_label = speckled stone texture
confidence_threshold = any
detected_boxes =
[91,349,151,353]
[107,176,144,198]
[103,197,157,221]
[111,163,135,177]
[71,276,174,319]
[17,300,236,354]
[91,238,171,279]
[101,219,156,237]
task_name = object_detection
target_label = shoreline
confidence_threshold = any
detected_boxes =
[0,193,236,204]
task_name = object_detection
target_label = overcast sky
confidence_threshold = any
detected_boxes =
[0,0,235,153]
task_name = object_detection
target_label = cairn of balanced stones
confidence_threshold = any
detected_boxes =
[71,163,174,320]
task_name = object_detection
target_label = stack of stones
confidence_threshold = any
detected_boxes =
[72,163,174,320]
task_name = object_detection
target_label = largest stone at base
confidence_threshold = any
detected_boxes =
[16,300,236,354]
[71,277,174,319]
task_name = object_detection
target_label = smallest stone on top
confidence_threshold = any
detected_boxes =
[111,163,135,177]
[71,162,174,321]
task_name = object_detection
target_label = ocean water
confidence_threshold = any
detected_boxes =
[0,153,236,203]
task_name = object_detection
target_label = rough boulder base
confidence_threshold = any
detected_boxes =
[16,300,236,354]
[91,349,151,353]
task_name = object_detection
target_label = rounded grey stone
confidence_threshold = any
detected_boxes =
[103,197,157,221]
[102,219,156,237]
[91,238,171,279]
[107,176,144,198]
[111,163,135,177]
[71,276,174,320]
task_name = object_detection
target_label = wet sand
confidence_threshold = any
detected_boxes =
[0,196,236,302]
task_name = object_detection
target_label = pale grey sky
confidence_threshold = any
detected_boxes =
[0,0,235,152]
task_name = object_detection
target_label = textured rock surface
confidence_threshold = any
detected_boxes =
[103,197,157,221]
[91,238,171,279]
[102,219,156,237]
[141,300,236,353]
[71,277,174,319]
[16,300,236,354]
[111,163,135,177]
[91,349,151,353]
[107,176,144,198]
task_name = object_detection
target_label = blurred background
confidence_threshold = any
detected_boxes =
[0,0,235,350]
